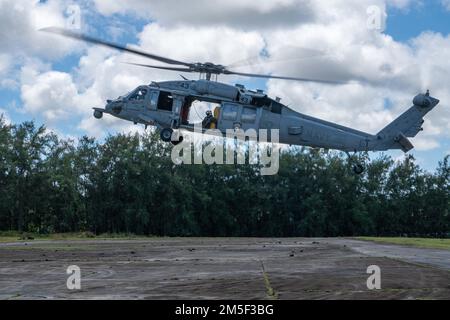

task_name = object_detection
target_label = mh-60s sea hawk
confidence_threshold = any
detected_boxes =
[42,28,441,174]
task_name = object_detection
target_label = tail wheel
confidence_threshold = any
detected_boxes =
[160,128,173,142]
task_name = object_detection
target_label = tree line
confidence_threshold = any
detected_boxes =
[0,116,449,237]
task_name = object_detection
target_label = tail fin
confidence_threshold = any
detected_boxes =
[375,91,440,152]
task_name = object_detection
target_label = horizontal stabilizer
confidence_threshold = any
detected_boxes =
[395,133,414,153]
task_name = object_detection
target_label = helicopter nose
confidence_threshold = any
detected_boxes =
[106,99,123,115]
[105,100,114,111]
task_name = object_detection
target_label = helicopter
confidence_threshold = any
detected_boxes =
[42,27,441,174]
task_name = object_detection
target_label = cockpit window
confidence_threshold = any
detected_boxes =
[129,88,148,101]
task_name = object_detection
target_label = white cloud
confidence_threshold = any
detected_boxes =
[0,54,12,75]
[92,0,418,27]
[410,136,440,151]
[21,69,79,123]
[137,24,265,66]
[93,0,316,28]
[0,0,85,91]
[0,0,80,59]
[442,0,450,11]
[78,115,144,138]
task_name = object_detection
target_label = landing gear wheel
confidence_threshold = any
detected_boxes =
[352,163,365,175]
[160,128,173,142]
[93,110,103,119]
[171,135,184,146]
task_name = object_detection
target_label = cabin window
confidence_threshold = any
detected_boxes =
[158,91,173,111]
[222,104,238,121]
[241,107,257,123]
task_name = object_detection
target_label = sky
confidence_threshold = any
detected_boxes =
[0,0,449,171]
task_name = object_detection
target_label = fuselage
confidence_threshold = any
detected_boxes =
[94,80,438,153]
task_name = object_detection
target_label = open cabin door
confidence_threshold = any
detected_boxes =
[142,89,184,128]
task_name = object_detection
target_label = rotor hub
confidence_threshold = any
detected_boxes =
[191,63,226,75]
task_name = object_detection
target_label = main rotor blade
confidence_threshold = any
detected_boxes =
[227,46,331,69]
[224,70,347,85]
[40,27,192,67]
[124,62,193,73]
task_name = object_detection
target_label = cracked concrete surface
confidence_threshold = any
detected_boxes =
[0,238,449,300]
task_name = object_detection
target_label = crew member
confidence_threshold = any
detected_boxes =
[202,110,217,129]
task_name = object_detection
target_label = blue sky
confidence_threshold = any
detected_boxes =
[387,0,450,41]
[0,0,449,171]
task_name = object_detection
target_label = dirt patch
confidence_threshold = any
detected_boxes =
[0,238,449,300]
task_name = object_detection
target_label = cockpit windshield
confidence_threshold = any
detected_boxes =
[128,87,148,101]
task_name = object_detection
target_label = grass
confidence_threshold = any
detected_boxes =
[0,231,153,243]
[1,232,449,252]
[356,237,450,250]
[260,261,278,300]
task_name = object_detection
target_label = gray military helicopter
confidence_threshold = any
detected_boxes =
[43,27,441,174]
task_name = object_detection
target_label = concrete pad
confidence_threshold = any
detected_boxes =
[0,238,449,300]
